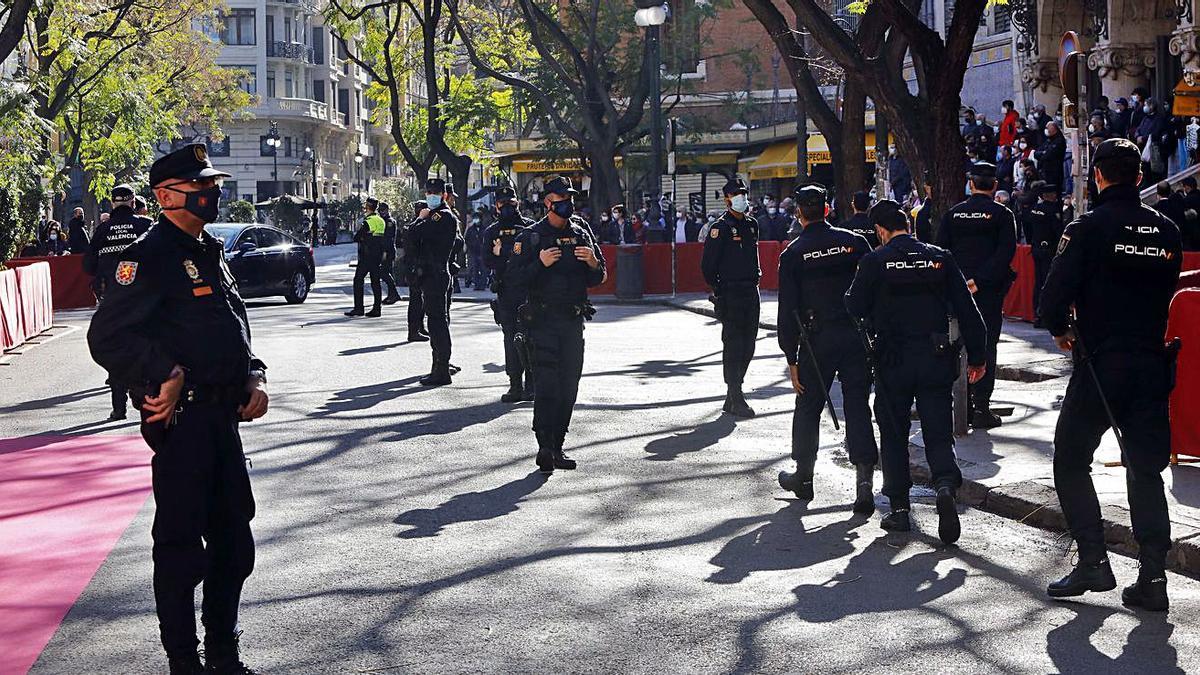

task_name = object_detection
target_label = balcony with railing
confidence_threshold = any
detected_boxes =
[255,97,328,122]
[267,41,315,64]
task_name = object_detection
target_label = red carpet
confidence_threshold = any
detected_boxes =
[0,435,151,675]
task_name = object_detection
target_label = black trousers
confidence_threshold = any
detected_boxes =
[422,272,452,363]
[1054,349,1173,565]
[793,323,878,474]
[970,287,1006,411]
[380,253,399,297]
[531,314,585,449]
[407,279,425,336]
[717,286,760,386]
[111,381,128,414]
[1032,252,1052,316]
[875,345,961,504]
[353,254,382,311]
[144,403,255,658]
[496,298,532,388]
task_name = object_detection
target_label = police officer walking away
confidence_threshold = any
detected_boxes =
[702,178,761,418]
[378,202,402,305]
[846,200,987,543]
[484,186,535,402]
[505,176,606,474]
[776,185,879,512]
[410,178,459,386]
[839,191,880,249]
[402,199,429,342]
[345,197,386,317]
[1022,182,1064,322]
[1041,138,1182,611]
[84,183,154,421]
[935,162,1017,429]
[87,144,268,673]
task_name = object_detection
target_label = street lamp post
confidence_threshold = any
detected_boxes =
[267,120,281,198]
[635,3,667,231]
[354,151,364,200]
[305,146,318,201]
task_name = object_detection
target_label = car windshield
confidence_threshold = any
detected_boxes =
[205,225,247,251]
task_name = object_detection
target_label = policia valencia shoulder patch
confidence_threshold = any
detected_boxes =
[115,261,138,285]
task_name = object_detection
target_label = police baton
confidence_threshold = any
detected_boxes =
[794,310,840,430]
[1070,318,1129,462]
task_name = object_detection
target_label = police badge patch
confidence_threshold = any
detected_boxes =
[1057,234,1071,256]
[183,259,200,281]
[710,228,720,238]
[513,241,522,255]
[115,261,138,285]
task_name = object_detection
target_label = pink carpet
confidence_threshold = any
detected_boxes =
[0,435,152,675]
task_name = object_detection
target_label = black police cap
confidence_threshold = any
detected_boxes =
[1038,183,1059,195]
[545,175,577,196]
[495,186,517,203]
[792,184,827,207]
[149,143,231,187]
[1093,137,1141,163]
[868,199,908,230]
[425,178,447,194]
[111,184,135,200]
[378,201,390,212]
[365,197,379,208]
[968,161,997,179]
[722,177,748,196]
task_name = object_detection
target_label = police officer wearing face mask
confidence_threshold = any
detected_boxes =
[402,199,430,342]
[1041,138,1182,612]
[1022,182,1064,323]
[702,178,761,418]
[84,183,155,421]
[87,144,268,674]
[345,198,386,318]
[846,200,987,543]
[776,185,878,510]
[379,202,402,305]
[410,178,459,385]
[505,175,606,474]
[484,186,535,403]
[935,162,1017,429]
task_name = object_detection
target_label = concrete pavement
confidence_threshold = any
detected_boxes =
[2,245,1199,672]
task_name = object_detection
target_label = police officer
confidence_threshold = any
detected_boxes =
[410,178,459,386]
[484,186,535,403]
[1041,138,1182,611]
[379,202,402,305]
[1022,182,1064,322]
[776,185,878,512]
[839,191,880,249]
[845,200,987,543]
[505,176,606,473]
[935,162,1017,429]
[914,173,936,243]
[84,183,154,421]
[345,197,386,317]
[402,199,429,342]
[87,144,267,674]
[702,177,761,418]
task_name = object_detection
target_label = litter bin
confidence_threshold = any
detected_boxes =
[615,244,644,300]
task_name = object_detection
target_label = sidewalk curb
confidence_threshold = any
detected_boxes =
[909,458,1200,577]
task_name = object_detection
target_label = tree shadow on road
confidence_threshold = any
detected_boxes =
[309,376,427,417]
[338,342,406,357]
[0,386,108,414]
[707,501,864,585]
[644,415,737,462]
[1046,602,1181,673]
[393,472,547,538]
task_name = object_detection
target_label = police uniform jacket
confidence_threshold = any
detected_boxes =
[87,216,264,388]
[936,193,1017,290]
[83,205,153,278]
[839,213,880,249]
[701,212,761,290]
[483,215,533,277]
[777,221,870,365]
[506,216,606,307]
[1040,184,1182,348]
[410,205,460,277]
[382,216,398,257]
[845,233,986,364]
[1023,199,1065,258]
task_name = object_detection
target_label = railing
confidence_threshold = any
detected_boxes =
[267,40,315,64]
[256,97,328,121]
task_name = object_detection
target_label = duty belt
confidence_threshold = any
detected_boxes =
[182,382,250,407]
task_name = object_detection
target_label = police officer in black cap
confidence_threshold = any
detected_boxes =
[846,200,987,543]
[84,182,154,421]
[702,177,761,418]
[1022,182,1064,322]
[776,184,879,511]
[402,199,430,342]
[839,191,880,249]
[409,178,459,385]
[505,175,606,473]
[345,197,386,317]
[1041,138,1182,611]
[935,161,1017,429]
[87,143,266,674]
[484,185,535,402]
[378,201,402,305]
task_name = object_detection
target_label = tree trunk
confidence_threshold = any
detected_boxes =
[445,156,472,226]
[835,84,867,214]
[587,147,623,223]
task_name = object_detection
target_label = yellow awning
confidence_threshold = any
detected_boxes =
[747,133,881,179]
[511,157,623,174]
[1174,78,1200,116]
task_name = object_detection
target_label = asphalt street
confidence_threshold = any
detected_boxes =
[4,244,1199,674]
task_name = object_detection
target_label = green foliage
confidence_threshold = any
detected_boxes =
[272,198,307,238]
[226,200,257,224]
[330,196,364,227]
[372,179,421,212]
[0,177,30,266]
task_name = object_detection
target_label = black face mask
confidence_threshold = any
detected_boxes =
[164,185,221,224]
[498,204,518,221]
[550,200,574,220]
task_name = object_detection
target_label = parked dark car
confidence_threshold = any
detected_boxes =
[205,224,315,303]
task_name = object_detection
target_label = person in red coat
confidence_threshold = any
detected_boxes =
[998,100,1020,149]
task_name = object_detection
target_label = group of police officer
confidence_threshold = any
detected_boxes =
[84,134,1183,672]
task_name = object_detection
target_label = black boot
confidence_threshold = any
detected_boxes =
[880,508,911,532]
[407,331,430,342]
[1047,557,1117,598]
[778,470,814,500]
[365,306,382,318]
[535,430,555,474]
[1122,560,1169,611]
[726,386,755,418]
[168,653,204,675]
[204,631,258,674]
[970,407,1002,429]
[344,307,365,317]
[553,431,576,470]
[107,409,127,422]
[501,377,524,403]
[521,380,536,402]
[382,292,401,305]
[852,464,875,515]
[935,486,961,545]
[420,360,452,387]
[448,363,462,375]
